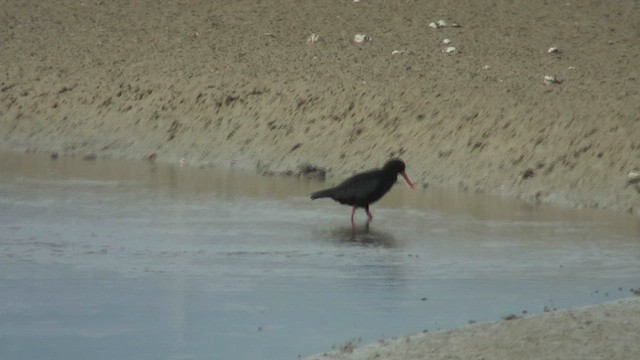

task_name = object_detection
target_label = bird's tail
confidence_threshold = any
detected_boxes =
[310,188,333,200]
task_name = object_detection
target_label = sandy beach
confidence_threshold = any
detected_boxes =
[1,0,639,358]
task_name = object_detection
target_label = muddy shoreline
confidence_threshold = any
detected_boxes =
[305,298,640,360]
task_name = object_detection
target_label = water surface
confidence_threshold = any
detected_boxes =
[1,152,639,360]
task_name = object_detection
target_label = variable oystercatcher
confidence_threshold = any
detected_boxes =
[310,159,415,223]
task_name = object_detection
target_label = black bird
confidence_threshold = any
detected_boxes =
[310,159,415,223]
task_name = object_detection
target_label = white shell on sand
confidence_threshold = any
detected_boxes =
[543,75,560,84]
[354,34,370,43]
[429,20,448,29]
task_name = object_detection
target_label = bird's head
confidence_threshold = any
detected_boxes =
[384,159,415,189]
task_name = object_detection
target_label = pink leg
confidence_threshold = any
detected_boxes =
[350,207,356,224]
[365,206,373,221]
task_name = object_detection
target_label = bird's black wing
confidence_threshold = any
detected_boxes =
[327,169,385,206]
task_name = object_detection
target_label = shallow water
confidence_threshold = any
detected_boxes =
[1,151,639,360]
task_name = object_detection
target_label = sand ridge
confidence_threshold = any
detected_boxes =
[2,0,639,214]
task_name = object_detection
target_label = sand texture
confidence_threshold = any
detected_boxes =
[2,0,640,213]
[305,298,640,360]
[1,1,640,358]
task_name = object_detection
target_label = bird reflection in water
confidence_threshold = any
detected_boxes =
[328,220,398,247]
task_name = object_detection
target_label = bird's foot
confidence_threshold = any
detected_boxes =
[365,206,373,221]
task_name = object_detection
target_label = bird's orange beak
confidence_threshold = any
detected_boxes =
[401,171,415,189]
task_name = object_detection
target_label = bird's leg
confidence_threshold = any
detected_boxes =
[365,206,373,221]
[350,207,357,224]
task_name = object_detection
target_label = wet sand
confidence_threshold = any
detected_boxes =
[1,1,639,359]
[306,298,640,360]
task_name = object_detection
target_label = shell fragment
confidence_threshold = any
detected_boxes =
[543,75,561,85]
[306,33,320,43]
[354,34,371,43]
[429,19,450,29]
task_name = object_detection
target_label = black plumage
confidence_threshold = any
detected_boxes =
[311,159,414,222]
